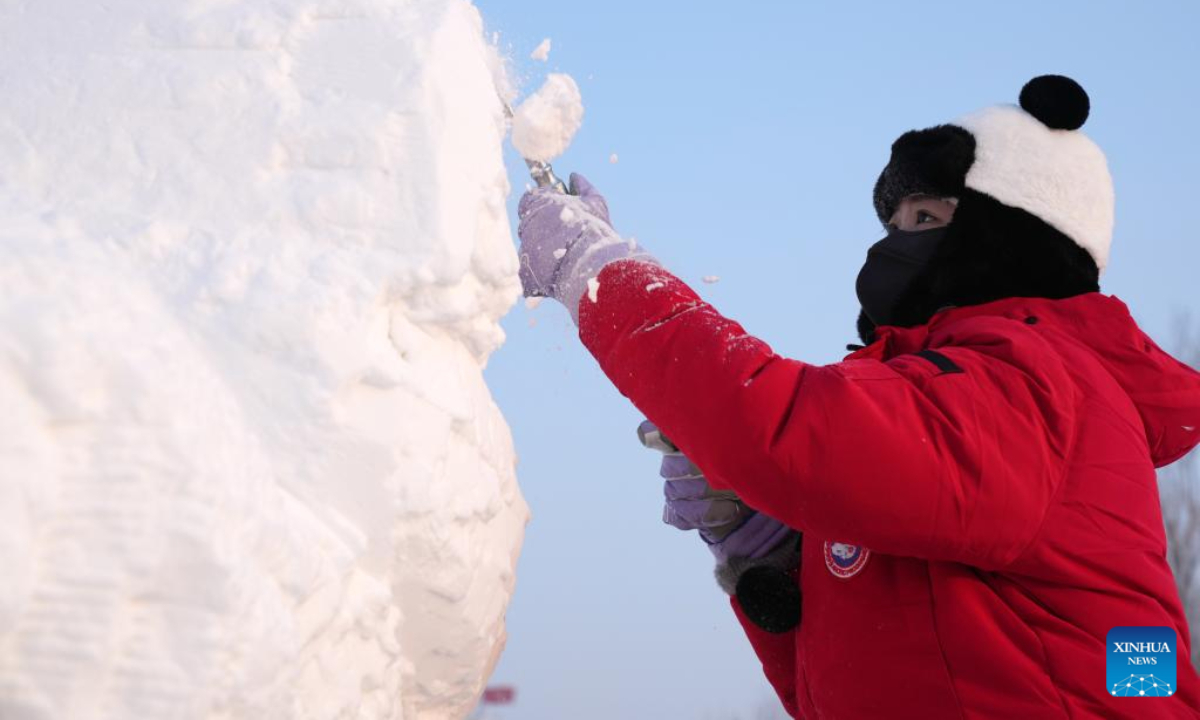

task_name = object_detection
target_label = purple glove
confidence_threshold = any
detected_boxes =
[517,173,656,322]
[645,422,802,623]
[643,420,792,564]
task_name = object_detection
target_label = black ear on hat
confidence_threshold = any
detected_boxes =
[892,125,976,191]
[873,125,976,224]
[1019,75,1090,130]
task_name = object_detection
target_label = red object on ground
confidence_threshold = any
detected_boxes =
[481,686,515,705]
[579,260,1200,719]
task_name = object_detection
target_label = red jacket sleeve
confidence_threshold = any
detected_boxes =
[579,261,1077,569]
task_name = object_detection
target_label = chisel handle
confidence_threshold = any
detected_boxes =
[525,159,570,194]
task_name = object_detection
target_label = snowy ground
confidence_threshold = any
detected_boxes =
[0,1,527,718]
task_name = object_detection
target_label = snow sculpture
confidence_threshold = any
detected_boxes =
[0,1,527,718]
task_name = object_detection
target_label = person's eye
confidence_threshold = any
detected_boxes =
[916,210,937,225]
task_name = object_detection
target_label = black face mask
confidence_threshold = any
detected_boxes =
[855,226,947,328]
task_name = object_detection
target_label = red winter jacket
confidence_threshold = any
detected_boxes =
[578,259,1200,719]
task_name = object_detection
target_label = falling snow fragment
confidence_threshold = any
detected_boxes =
[702,275,720,284]
[530,38,551,62]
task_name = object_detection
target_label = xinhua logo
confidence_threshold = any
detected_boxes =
[1107,626,1177,698]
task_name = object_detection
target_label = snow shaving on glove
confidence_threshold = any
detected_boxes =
[873,75,1114,273]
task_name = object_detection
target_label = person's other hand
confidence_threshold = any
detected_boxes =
[643,420,792,564]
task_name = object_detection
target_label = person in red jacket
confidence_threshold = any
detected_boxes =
[516,76,1200,718]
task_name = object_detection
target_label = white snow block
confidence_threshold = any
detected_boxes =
[0,1,527,719]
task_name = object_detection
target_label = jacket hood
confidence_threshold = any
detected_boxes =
[867,293,1200,468]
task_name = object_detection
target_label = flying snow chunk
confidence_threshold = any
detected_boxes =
[530,37,552,62]
[0,1,528,719]
[511,73,584,162]
[702,275,721,284]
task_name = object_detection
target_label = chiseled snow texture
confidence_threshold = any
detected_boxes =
[0,1,528,719]
[510,73,584,162]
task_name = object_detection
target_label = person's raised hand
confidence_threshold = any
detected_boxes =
[517,173,654,322]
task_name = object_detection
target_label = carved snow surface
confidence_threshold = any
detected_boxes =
[0,1,527,718]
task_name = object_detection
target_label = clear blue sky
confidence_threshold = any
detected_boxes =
[475,2,1200,718]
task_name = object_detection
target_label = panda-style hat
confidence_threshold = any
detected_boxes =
[873,75,1115,273]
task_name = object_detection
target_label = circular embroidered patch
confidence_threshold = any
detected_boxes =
[824,541,870,579]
